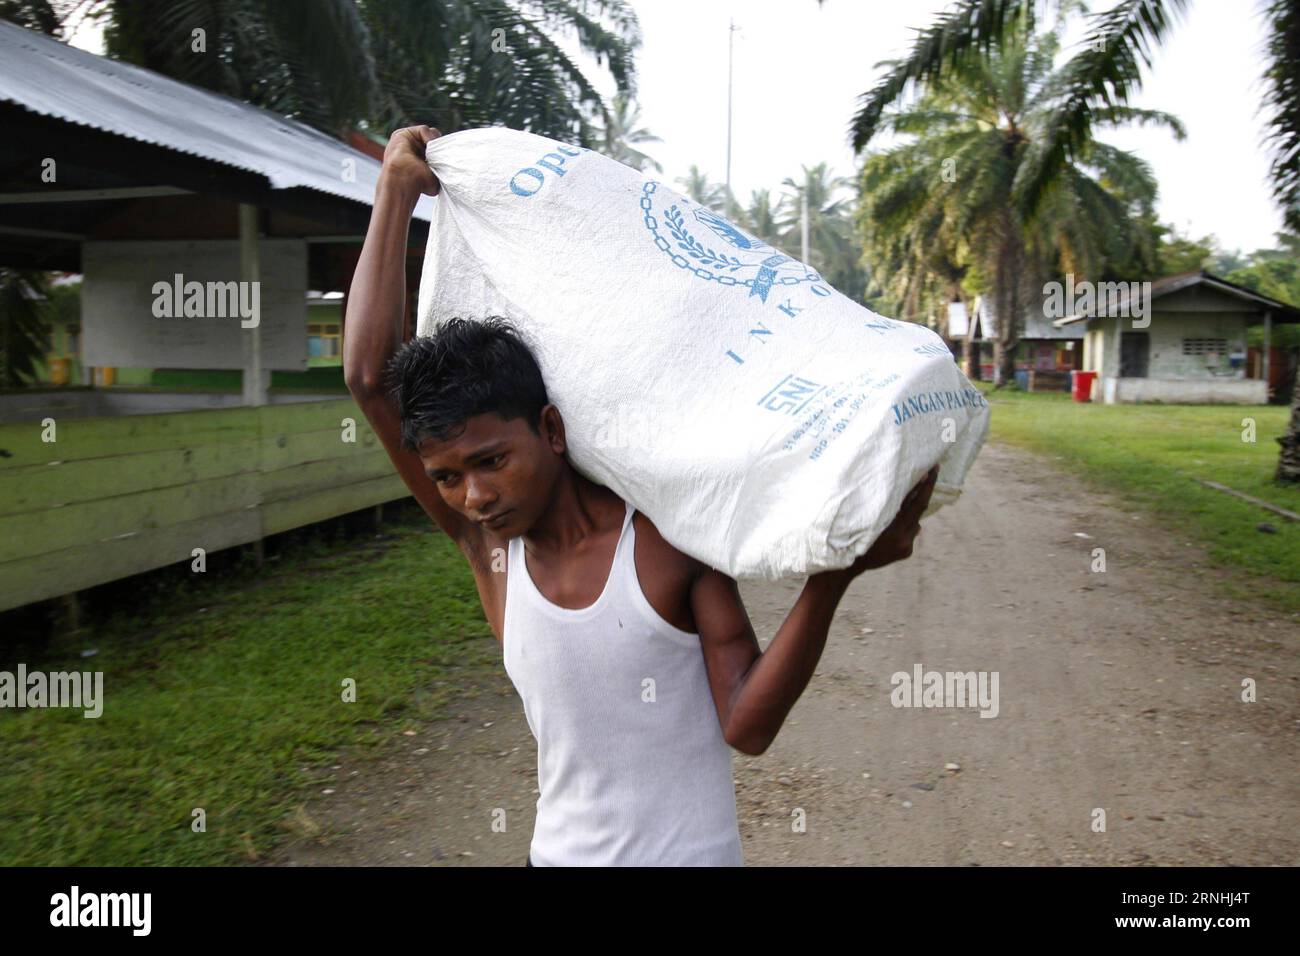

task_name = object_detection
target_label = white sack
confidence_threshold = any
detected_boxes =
[417,126,990,580]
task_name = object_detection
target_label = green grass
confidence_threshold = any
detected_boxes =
[147,367,350,393]
[978,382,1300,613]
[0,507,499,866]
[1,368,350,396]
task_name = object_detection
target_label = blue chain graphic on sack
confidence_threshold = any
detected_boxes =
[640,181,820,303]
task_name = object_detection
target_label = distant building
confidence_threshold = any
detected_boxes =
[951,295,1084,390]
[0,20,430,613]
[305,291,344,368]
[1052,271,1300,404]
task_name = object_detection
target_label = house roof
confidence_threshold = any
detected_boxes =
[972,295,1084,341]
[0,19,431,221]
[1051,270,1300,327]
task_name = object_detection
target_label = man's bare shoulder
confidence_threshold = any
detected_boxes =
[631,507,708,582]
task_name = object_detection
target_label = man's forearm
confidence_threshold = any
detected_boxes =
[343,178,421,396]
[725,570,853,754]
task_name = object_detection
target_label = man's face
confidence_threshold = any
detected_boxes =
[418,409,562,537]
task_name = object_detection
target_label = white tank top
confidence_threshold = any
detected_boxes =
[503,499,743,866]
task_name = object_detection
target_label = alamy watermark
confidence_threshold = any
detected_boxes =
[587,403,671,454]
[50,886,150,935]
[890,663,999,718]
[1043,274,1151,329]
[151,273,260,328]
[0,664,103,718]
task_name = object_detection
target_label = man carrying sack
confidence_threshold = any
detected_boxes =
[345,125,939,867]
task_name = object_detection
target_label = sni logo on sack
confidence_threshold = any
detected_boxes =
[759,374,825,416]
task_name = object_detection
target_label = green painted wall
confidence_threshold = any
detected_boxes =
[0,399,409,611]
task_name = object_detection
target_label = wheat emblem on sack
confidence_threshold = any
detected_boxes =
[639,181,820,303]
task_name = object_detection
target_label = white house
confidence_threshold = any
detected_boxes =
[1052,271,1300,404]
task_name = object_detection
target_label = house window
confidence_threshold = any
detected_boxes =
[308,323,340,359]
[1182,337,1227,356]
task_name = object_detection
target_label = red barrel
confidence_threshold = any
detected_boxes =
[1070,370,1097,402]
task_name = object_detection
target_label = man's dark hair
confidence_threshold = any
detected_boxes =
[383,316,549,453]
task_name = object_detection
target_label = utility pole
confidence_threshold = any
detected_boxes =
[801,189,810,265]
[725,18,739,218]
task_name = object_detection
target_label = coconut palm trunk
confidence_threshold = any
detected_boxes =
[992,211,1026,388]
[963,330,981,381]
[1276,368,1300,482]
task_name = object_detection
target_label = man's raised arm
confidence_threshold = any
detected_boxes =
[343,125,476,547]
[343,124,439,396]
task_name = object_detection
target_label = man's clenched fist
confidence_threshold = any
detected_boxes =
[378,125,442,200]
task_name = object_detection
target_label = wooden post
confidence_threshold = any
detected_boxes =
[239,203,268,407]
[60,591,82,635]
[1263,309,1272,400]
[338,244,362,358]
[239,204,268,566]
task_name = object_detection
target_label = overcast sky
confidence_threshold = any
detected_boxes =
[65,0,1286,253]
[607,0,1285,255]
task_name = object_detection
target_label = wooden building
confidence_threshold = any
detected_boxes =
[0,21,431,612]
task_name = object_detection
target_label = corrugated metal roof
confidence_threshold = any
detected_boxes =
[1052,270,1300,326]
[974,294,1083,340]
[0,20,432,222]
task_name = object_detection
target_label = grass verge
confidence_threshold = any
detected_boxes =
[0,504,499,865]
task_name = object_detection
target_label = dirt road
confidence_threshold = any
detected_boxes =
[270,440,1299,866]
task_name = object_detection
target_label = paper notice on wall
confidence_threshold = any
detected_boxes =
[946,301,969,338]
[80,239,308,371]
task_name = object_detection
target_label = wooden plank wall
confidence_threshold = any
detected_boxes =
[0,400,408,611]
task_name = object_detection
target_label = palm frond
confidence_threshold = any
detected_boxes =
[849,0,1038,151]
[1262,0,1300,231]
[1092,105,1186,139]
[1014,0,1188,214]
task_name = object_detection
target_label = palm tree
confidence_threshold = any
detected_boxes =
[362,0,641,145]
[1262,0,1300,481]
[675,165,728,212]
[596,92,663,172]
[856,16,1176,385]
[837,0,1300,475]
[740,189,785,249]
[3,0,642,144]
[857,182,975,357]
[845,0,1193,220]
[1279,356,1300,483]
[0,270,54,389]
[1258,0,1298,233]
[777,163,868,303]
